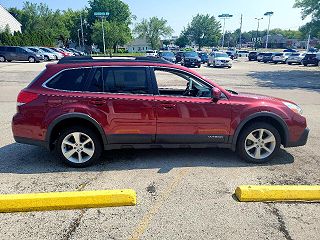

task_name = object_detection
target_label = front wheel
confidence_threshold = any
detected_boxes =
[56,126,102,167]
[28,56,35,63]
[236,122,281,163]
[0,56,6,62]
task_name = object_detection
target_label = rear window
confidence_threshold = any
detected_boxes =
[46,68,91,91]
[87,67,149,94]
[0,46,6,51]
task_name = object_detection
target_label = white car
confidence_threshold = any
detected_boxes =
[237,50,249,57]
[207,51,232,68]
[287,52,306,65]
[145,50,158,57]
[272,52,292,64]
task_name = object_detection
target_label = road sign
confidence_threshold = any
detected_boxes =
[94,12,110,17]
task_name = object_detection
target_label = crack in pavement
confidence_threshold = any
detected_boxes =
[61,209,86,240]
[266,203,293,240]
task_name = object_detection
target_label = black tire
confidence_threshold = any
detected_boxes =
[0,55,6,62]
[303,63,307,66]
[28,56,36,63]
[236,122,281,164]
[288,62,292,65]
[55,126,103,167]
[44,56,49,61]
[207,61,210,67]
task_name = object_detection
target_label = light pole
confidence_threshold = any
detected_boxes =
[77,29,81,48]
[80,13,85,50]
[218,13,233,49]
[264,11,274,49]
[255,17,263,49]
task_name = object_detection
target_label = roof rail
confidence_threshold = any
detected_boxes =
[57,56,173,64]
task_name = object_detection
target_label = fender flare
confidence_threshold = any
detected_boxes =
[231,111,289,151]
[46,113,108,147]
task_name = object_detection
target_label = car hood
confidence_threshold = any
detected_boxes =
[235,92,296,105]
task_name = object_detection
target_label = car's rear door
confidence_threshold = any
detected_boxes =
[151,67,231,144]
[85,66,156,144]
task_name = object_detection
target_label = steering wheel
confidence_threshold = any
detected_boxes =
[183,82,191,96]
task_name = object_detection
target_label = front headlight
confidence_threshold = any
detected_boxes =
[36,54,41,57]
[283,102,303,115]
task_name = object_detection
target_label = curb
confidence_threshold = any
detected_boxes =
[0,189,136,213]
[235,185,320,202]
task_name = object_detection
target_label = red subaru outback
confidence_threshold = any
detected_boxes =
[12,56,309,167]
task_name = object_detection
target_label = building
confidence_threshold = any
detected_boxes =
[262,34,287,48]
[0,4,22,34]
[125,37,151,53]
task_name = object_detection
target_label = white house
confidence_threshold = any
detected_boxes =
[0,4,22,33]
[125,37,151,53]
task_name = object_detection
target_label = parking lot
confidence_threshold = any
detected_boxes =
[0,59,320,239]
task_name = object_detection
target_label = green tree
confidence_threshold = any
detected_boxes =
[175,34,190,48]
[134,17,173,49]
[294,0,320,38]
[184,14,221,50]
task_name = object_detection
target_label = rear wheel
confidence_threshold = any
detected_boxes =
[236,122,281,163]
[0,56,6,62]
[44,56,49,61]
[56,126,102,167]
[207,61,211,67]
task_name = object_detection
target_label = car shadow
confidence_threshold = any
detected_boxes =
[248,69,320,92]
[0,143,294,174]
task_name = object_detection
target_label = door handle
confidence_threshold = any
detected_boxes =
[89,99,106,106]
[161,104,176,110]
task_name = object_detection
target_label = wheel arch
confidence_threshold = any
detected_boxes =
[231,112,289,151]
[46,113,107,150]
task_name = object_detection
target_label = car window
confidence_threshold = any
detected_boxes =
[46,68,91,91]
[87,67,149,94]
[0,46,6,51]
[154,68,211,98]
[7,47,16,52]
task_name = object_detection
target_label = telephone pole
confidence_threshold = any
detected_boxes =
[239,14,243,49]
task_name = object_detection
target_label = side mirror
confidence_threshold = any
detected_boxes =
[211,88,222,100]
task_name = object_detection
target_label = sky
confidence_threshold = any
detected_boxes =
[0,0,310,35]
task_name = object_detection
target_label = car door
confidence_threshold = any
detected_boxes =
[152,67,231,144]
[85,66,156,144]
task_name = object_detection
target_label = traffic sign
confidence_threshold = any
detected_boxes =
[94,12,110,17]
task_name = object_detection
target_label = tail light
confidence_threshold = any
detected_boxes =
[17,90,38,106]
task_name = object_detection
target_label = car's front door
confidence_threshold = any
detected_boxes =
[85,66,156,144]
[152,67,232,144]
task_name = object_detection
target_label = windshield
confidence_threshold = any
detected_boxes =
[215,53,229,58]
[162,52,174,57]
[184,52,198,58]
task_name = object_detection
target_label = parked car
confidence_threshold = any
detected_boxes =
[197,52,209,63]
[67,48,85,56]
[283,49,298,53]
[27,47,56,61]
[181,51,201,68]
[39,47,64,60]
[262,52,275,63]
[226,51,238,60]
[248,51,258,61]
[0,46,44,63]
[12,56,309,167]
[301,53,320,66]
[175,51,184,63]
[63,48,80,56]
[158,51,176,63]
[145,50,158,57]
[237,50,249,57]
[272,52,292,64]
[286,52,305,65]
[207,51,232,68]
[50,48,74,57]
[257,52,266,62]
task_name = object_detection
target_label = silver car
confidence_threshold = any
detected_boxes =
[39,47,64,60]
[287,52,306,65]
[27,47,56,61]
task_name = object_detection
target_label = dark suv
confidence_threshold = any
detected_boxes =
[248,51,258,61]
[181,51,201,68]
[301,53,320,66]
[0,46,44,63]
[12,56,309,167]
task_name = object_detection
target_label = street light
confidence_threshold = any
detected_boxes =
[218,13,233,49]
[255,17,263,49]
[77,29,81,48]
[264,11,274,49]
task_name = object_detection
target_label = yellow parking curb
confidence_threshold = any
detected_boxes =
[0,189,136,213]
[235,185,320,202]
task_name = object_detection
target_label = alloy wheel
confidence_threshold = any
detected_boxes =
[61,132,95,163]
[244,128,276,160]
[0,56,5,62]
